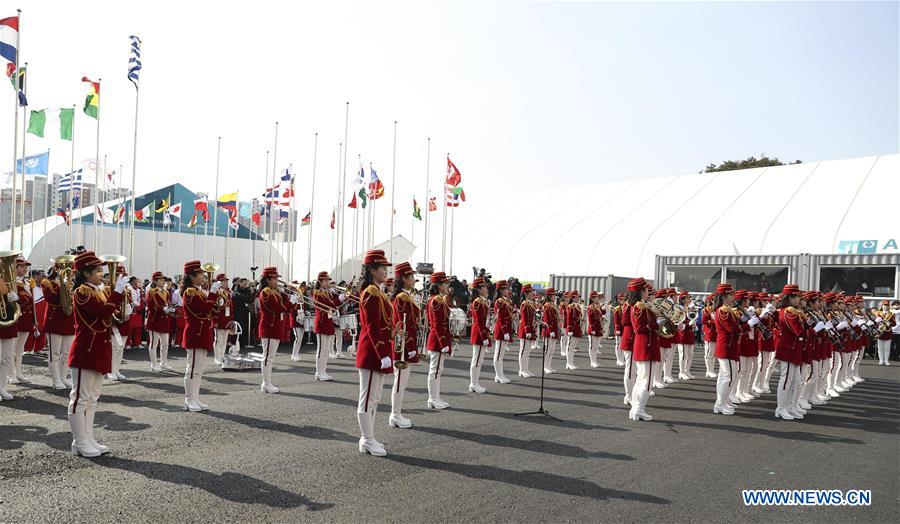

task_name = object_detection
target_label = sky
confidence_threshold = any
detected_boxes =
[1,1,897,257]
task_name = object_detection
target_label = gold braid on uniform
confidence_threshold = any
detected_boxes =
[74,284,111,335]
[183,287,213,320]
[362,284,392,349]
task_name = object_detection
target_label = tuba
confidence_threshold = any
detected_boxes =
[99,254,128,323]
[0,250,22,327]
[54,254,76,316]
[648,298,678,338]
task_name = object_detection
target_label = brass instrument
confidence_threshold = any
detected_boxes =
[201,262,219,288]
[99,254,128,323]
[803,306,844,349]
[54,254,76,316]
[297,286,340,316]
[875,309,895,336]
[393,313,408,370]
[333,285,361,304]
[0,250,22,327]
[648,298,677,338]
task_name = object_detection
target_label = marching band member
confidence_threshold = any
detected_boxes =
[125,277,145,350]
[425,271,452,408]
[0,268,22,400]
[848,296,866,384]
[621,281,641,406]
[754,293,777,394]
[517,284,537,377]
[181,260,221,412]
[774,284,805,420]
[107,266,132,382]
[733,290,757,403]
[795,291,820,414]
[676,291,696,380]
[355,250,393,456]
[213,274,234,366]
[629,279,659,421]
[564,291,583,371]
[701,294,718,378]
[468,276,491,392]
[389,262,419,428]
[876,299,895,365]
[558,292,571,359]
[258,267,293,393]
[713,284,739,415]
[805,292,829,407]
[492,280,515,383]
[9,257,34,384]
[541,288,560,374]
[836,295,858,390]
[312,272,341,381]
[586,291,604,368]
[290,282,305,362]
[67,251,126,457]
[652,289,671,388]
[146,271,174,372]
[613,293,626,366]
[42,263,76,389]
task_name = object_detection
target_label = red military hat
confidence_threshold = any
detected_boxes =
[881,299,890,306]
[782,284,799,295]
[215,273,228,281]
[317,271,331,281]
[626,277,647,292]
[678,290,689,298]
[430,271,449,284]
[15,256,31,267]
[470,276,486,288]
[184,260,202,274]
[589,290,601,299]
[733,289,748,300]
[262,266,280,278]
[522,284,534,294]
[152,271,164,281]
[803,291,819,302]
[544,287,556,295]
[363,249,391,266]
[654,289,667,298]
[115,265,127,276]
[495,280,509,290]
[394,261,415,278]
[73,251,103,272]
[715,283,733,295]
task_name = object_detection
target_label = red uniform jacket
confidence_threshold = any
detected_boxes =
[714,305,740,361]
[312,289,339,335]
[680,317,696,345]
[469,297,491,345]
[631,301,660,362]
[392,290,420,364]
[181,286,217,350]
[774,306,804,365]
[215,290,235,330]
[258,287,290,340]
[41,278,75,336]
[492,297,514,341]
[877,312,895,341]
[565,304,584,338]
[541,303,560,340]
[356,284,393,373]
[518,301,536,339]
[619,303,633,350]
[758,314,776,352]
[702,306,717,342]
[145,287,171,333]
[739,318,759,357]
[127,286,145,330]
[67,284,124,374]
[613,305,623,336]
[587,304,604,337]
[426,295,451,353]
[16,280,35,333]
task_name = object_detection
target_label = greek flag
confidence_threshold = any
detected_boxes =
[127,35,142,89]
[58,169,84,192]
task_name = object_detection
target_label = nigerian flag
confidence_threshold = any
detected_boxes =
[27,109,75,141]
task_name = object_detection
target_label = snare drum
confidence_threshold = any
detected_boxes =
[449,308,467,336]
[338,314,358,331]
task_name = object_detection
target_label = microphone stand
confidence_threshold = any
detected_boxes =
[515,317,560,421]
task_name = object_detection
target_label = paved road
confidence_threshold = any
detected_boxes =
[1,340,898,522]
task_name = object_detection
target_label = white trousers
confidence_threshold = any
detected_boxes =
[315,334,334,376]
[0,337,14,395]
[565,336,579,368]
[428,350,445,401]
[333,328,343,356]
[67,367,105,449]
[704,341,717,376]
[776,360,801,413]
[260,338,279,388]
[470,343,488,386]
[149,331,171,367]
[820,356,833,396]
[662,345,675,381]
[877,339,891,364]
[826,353,841,391]
[623,349,635,401]
[630,361,653,414]
[357,369,386,443]
[715,358,735,408]
[543,338,558,371]
[755,351,773,390]
[736,356,754,397]
[518,338,533,375]
[493,339,510,379]
[48,333,75,386]
[110,327,125,377]
[391,364,411,416]
[677,343,694,377]
[653,348,666,386]
[214,329,230,363]
[588,335,601,366]
[292,327,304,358]
[614,335,624,365]
[9,331,28,380]
[183,349,208,404]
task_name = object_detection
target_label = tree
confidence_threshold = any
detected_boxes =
[703,155,801,173]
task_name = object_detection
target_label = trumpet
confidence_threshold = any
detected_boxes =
[333,285,361,304]
[54,255,76,316]
[100,254,128,323]
[393,314,408,370]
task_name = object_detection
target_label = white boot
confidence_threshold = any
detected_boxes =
[84,408,110,454]
[261,363,279,393]
[68,411,101,457]
[315,336,333,381]
[49,356,66,390]
[565,338,578,370]
[357,412,386,456]
[493,341,510,383]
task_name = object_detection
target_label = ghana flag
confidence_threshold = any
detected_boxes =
[81,77,99,118]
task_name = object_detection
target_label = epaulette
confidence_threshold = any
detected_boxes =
[633,301,646,311]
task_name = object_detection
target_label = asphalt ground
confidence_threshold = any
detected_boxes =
[1,338,898,522]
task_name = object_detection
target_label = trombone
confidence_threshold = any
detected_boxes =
[280,280,340,316]
[333,285,361,304]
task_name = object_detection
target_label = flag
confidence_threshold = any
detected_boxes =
[71,190,80,208]
[262,185,280,204]
[113,205,126,224]
[194,195,209,221]
[229,216,239,231]
[301,212,311,226]
[15,151,49,175]
[163,211,172,226]
[251,211,260,226]
[446,156,462,187]
[58,169,84,192]
[329,209,335,229]
[355,161,365,185]
[1,16,18,67]
[8,64,26,106]
[348,192,357,209]
[413,197,422,220]
[238,201,252,219]
[127,35,142,89]
[428,196,437,212]
[217,192,238,217]
[27,108,74,140]
[358,187,368,209]
[186,211,198,228]
[155,198,169,213]
[446,186,466,207]
[168,202,182,219]
[56,207,71,225]
[135,204,151,222]
[95,205,113,224]
[368,164,385,199]
[81,77,99,119]
[277,207,289,224]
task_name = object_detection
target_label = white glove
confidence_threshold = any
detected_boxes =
[836,320,849,330]
[503,333,510,341]
[289,295,298,304]
[328,313,335,320]
[525,334,532,340]
[566,332,573,336]
[825,321,834,330]
[483,339,490,347]
[6,291,18,302]
[338,294,346,302]
[164,306,174,314]
[210,281,222,293]
[550,332,556,338]
[114,276,128,294]
[759,310,770,319]
[747,306,756,314]
[748,317,760,327]
[867,320,874,326]
[875,317,883,323]
[380,356,391,369]
[711,313,716,320]
[408,350,417,358]
[851,318,859,327]
[813,321,826,333]
[441,346,449,354]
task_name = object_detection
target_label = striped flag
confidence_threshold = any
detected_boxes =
[186,211,198,228]
[58,169,84,192]
[81,77,99,119]
[127,35,141,89]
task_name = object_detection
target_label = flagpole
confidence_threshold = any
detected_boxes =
[290,163,296,280]
[212,136,221,263]
[128,74,140,273]
[306,133,317,282]
[9,9,21,251]
[269,121,278,269]
[118,162,124,254]
[92,78,101,252]
[19,62,28,254]
[263,149,270,267]
[152,199,158,270]
[389,121,397,262]
[97,153,106,255]
[441,176,447,272]
[450,205,455,275]
[335,141,342,278]
[224,204,230,275]
[424,137,431,263]
[339,102,349,281]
